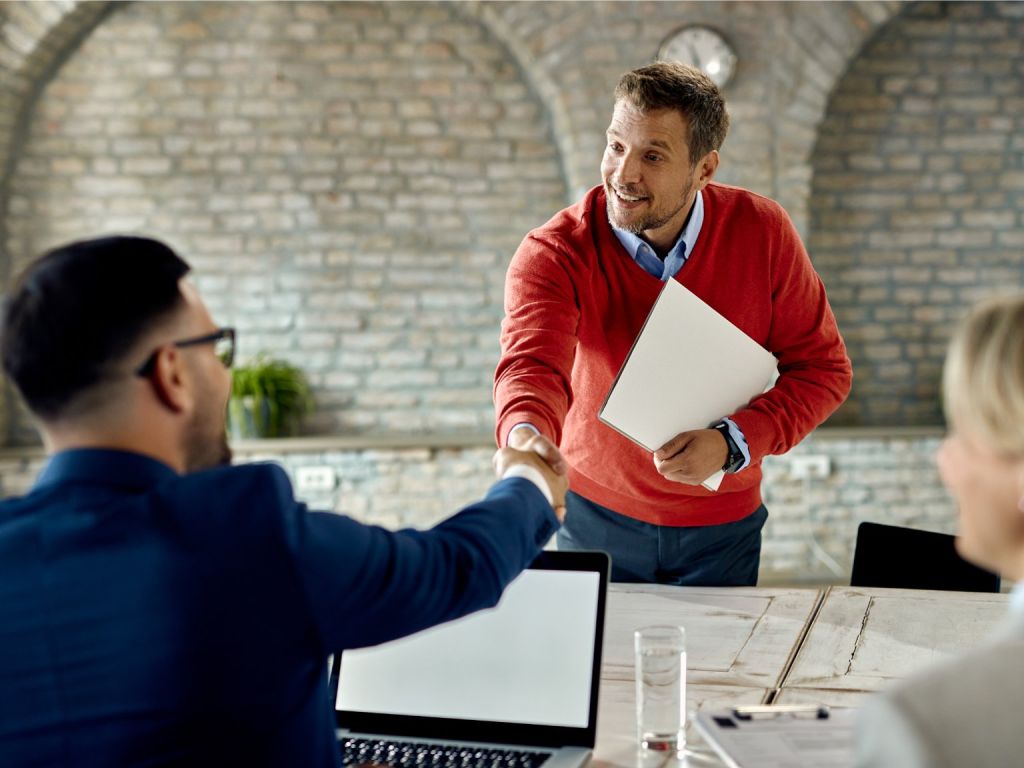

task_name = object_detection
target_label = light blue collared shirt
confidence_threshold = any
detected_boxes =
[610,187,704,280]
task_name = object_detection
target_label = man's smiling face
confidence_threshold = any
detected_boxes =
[600,100,708,254]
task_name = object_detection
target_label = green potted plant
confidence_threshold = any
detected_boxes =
[228,354,314,439]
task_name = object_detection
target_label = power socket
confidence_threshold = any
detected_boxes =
[790,455,831,480]
[296,466,336,492]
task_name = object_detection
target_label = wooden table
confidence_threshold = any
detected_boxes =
[593,584,1010,767]
[601,585,822,688]
[775,586,1009,707]
[595,585,821,766]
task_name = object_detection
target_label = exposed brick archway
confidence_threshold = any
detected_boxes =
[465,1,904,232]
[0,0,912,443]
[810,0,1024,426]
[0,1,907,242]
[0,1,112,196]
[0,1,570,443]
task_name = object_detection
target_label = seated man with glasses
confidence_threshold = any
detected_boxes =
[0,236,566,767]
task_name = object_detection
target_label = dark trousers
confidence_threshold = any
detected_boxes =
[555,490,768,586]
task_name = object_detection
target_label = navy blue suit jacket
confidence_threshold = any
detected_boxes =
[0,449,558,767]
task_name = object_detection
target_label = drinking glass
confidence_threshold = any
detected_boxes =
[634,625,686,752]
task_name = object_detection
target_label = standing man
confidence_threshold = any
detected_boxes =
[494,62,851,585]
[0,236,565,766]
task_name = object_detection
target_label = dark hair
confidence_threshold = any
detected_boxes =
[614,61,730,163]
[1,236,190,419]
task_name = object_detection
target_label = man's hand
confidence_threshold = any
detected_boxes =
[493,444,569,523]
[653,428,728,485]
[507,428,569,475]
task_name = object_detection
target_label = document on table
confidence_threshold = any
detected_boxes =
[694,707,857,768]
[598,280,778,491]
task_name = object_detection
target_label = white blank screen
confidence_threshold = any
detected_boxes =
[336,569,600,728]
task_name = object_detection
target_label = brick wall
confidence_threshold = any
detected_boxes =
[2,0,568,442]
[0,0,905,443]
[0,2,108,191]
[811,1,1024,425]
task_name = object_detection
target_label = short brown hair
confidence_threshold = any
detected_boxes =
[614,61,730,164]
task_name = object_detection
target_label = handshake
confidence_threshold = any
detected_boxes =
[490,421,733,524]
[492,430,569,523]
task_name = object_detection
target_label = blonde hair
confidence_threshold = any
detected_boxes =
[943,292,1024,457]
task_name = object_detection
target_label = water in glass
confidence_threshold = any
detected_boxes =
[635,626,686,752]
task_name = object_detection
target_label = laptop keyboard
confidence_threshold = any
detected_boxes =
[340,737,551,768]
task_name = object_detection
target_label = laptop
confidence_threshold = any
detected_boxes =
[329,550,610,768]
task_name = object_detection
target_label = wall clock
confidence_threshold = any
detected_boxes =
[658,26,737,89]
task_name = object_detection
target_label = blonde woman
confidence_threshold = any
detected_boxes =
[856,293,1024,767]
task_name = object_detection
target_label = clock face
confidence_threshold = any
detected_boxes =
[658,26,737,88]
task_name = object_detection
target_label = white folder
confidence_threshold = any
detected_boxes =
[598,280,778,491]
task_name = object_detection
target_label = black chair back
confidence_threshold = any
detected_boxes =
[850,521,1001,593]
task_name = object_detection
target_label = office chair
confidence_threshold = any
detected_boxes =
[850,521,1001,593]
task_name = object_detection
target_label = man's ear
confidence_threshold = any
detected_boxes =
[697,150,720,189]
[146,346,193,415]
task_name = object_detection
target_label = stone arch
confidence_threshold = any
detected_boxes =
[809,0,1024,426]
[0,1,113,202]
[1,0,569,443]
[766,1,904,233]
[459,2,578,203]
[0,1,114,440]
[463,1,905,232]
[0,0,922,443]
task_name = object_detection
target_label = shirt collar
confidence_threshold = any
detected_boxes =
[611,188,704,279]
[33,448,179,493]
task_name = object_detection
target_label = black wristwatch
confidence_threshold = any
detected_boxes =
[712,421,745,474]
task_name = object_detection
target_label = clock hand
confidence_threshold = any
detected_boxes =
[686,42,702,68]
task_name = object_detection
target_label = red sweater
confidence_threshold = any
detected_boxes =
[494,184,852,527]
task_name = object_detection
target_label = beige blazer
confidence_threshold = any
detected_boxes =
[855,602,1024,768]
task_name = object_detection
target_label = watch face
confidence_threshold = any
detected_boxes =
[658,26,737,88]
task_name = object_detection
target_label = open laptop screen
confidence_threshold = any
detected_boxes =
[332,551,608,747]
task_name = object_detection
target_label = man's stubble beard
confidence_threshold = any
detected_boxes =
[186,431,232,473]
[183,402,233,473]
[604,177,695,236]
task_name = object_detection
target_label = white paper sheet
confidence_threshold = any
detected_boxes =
[598,280,778,491]
[694,708,857,768]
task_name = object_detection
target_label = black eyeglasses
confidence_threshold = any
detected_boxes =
[135,327,236,377]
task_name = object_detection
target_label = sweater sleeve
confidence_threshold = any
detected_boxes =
[730,207,853,461]
[493,232,580,446]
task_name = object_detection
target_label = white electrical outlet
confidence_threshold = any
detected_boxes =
[790,455,831,480]
[296,466,336,492]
